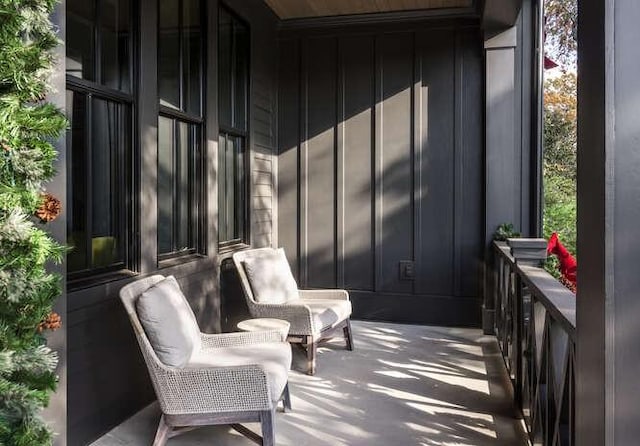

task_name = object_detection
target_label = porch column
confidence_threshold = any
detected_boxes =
[483,28,518,333]
[576,1,640,445]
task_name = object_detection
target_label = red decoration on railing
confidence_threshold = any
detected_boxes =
[544,55,559,70]
[547,232,577,292]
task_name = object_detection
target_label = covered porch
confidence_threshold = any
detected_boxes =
[32,0,640,443]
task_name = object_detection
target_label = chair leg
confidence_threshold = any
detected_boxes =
[282,383,292,412]
[306,337,317,375]
[344,319,354,351]
[153,415,171,446]
[260,409,275,446]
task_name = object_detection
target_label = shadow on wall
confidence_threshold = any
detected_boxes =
[273,29,485,326]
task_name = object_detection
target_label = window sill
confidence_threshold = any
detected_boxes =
[68,269,138,292]
[157,253,207,270]
[218,241,250,256]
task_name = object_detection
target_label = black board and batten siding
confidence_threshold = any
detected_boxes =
[65,0,279,444]
[278,25,484,326]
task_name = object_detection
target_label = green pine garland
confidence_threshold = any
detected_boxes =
[0,0,66,444]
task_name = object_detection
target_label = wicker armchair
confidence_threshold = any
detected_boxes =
[232,248,354,375]
[119,275,292,446]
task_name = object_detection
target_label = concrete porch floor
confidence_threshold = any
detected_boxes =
[91,321,528,446]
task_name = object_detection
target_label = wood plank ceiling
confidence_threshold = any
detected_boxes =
[264,0,474,19]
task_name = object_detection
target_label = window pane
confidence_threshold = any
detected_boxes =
[67,92,129,274]
[159,118,200,256]
[218,8,232,128]
[67,0,96,80]
[158,0,181,109]
[234,136,245,237]
[218,134,227,241]
[158,117,174,254]
[233,22,249,131]
[218,132,246,243]
[100,0,131,92]
[67,91,89,272]
[176,122,191,249]
[183,0,202,116]
[91,97,127,268]
[225,136,236,239]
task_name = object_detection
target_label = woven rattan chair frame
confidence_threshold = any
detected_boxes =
[232,248,354,375]
[119,275,291,446]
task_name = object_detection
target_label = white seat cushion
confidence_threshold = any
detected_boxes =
[136,276,201,368]
[243,248,299,304]
[188,343,292,402]
[300,299,352,333]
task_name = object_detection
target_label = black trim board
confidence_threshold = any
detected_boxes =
[351,291,482,327]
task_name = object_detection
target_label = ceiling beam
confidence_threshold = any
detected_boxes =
[264,0,474,20]
[277,6,479,31]
[481,0,523,32]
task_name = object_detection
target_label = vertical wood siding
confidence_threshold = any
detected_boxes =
[278,25,484,326]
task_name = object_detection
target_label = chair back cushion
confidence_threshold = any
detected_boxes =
[243,248,299,304]
[136,276,201,367]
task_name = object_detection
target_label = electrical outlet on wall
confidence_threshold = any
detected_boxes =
[399,260,415,281]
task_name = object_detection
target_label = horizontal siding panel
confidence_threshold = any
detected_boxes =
[254,107,272,124]
[254,157,272,172]
[254,145,273,156]
[253,184,272,197]
[254,209,272,223]
[254,102,272,115]
[252,220,273,235]
[254,195,273,210]
[254,132,272,148]
[253,76,271,91]
[254,121,272,139]
[254,172,272,185]
[253,94,271,111]
[253,232,272,248]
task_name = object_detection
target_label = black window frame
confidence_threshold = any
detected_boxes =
[65,0,137,287]
[156,0,207,263]
[218,3,250,251]
[66,0,134,91]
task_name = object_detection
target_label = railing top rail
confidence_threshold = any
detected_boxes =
[517,264,576,338]
[493,241,576,339]
[493,241,516,265]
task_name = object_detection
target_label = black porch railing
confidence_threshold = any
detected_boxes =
[491,241,576,446]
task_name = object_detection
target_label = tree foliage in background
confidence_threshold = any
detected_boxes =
[543,0,577,279]
[544,0,578,68]
[0,0,66,443]
[543,72,577,276]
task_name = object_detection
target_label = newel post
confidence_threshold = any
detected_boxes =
[507,238,547,266]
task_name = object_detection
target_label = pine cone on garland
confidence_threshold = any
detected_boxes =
[38,312,62,333]
[35,193,62,223]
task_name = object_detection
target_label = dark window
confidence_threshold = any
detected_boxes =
[67,0,132,92]
[65,0,134,282]
[158,0,204,259]
[158,118,202,256]
[218,6,249,246]
[218,133,245,243]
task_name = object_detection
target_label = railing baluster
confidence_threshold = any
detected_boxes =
[491,240,576,446]
[514,273,523,407]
